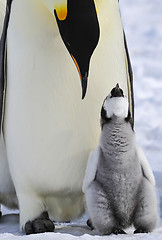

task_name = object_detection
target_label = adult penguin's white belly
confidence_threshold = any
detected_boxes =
[4,0,129,226]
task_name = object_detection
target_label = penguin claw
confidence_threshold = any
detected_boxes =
[112,229,127,235]
[25,211,55,235]
[87,219,95,230]
[134,228,148,234]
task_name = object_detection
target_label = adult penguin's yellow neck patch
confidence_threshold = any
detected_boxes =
[55,4,67,20]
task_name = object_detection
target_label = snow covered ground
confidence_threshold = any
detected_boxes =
[1,0,162,239]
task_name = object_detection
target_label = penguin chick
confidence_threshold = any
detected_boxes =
[83,84,158,235]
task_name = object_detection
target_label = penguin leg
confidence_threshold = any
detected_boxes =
[85,181,117,235]
[133,178,158,233]
[112,229,127,235]
[25,211,54,235]
[86,219,126,234]
[87,219,95,230]
[18,192,54,234]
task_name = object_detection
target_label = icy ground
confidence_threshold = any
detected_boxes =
[1,0,162,239]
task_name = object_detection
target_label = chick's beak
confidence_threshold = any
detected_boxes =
[111,83,124,98]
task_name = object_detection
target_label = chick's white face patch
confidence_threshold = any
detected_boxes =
[103,95,129,118]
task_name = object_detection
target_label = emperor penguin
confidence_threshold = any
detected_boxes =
[0,0,134,234]
[83,84,158,235]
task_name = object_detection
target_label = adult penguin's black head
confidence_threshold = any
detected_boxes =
[54,0,100,99]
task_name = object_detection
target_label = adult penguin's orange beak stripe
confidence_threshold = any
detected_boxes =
[71,55,82,82]
[71,54,88,100]
[55,4,67,21]
[54,0,100,99]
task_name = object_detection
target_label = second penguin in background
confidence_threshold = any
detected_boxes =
[83,84,157,235]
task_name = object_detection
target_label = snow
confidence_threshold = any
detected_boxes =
[1,0,162,239]
[120,0,162,173]
[1,209,162,240]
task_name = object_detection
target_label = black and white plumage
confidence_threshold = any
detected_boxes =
[0,0,134,234]
[83,84,158,235]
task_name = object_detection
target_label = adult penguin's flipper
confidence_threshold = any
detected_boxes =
[0,0,13,134]
[123,30,134,128]
[118,0,134,126]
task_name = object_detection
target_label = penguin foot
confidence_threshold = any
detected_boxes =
[87,219,95,230]
[112,229,127,235]
[25,211,55,235]
[134,228,148,234]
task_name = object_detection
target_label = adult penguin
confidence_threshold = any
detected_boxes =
[0,0,134,234]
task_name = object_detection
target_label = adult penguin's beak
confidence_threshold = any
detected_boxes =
[54,0,100,99]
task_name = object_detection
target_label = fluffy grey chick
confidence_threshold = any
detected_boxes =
[83,84,158,235]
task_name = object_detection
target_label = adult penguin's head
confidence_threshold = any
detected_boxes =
[54,0,100,99]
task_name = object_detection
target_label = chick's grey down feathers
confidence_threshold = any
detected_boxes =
[83,88,157,235]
